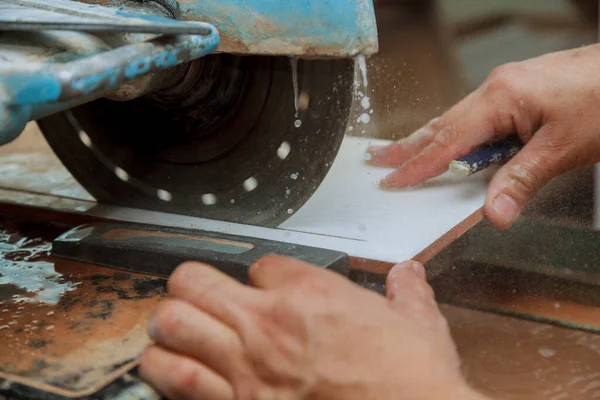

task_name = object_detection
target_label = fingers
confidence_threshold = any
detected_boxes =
[365,122,437,167]
[368,68,535,189]
[139,345,234,400]
[366,91,481,168]
[386,261,430,303]
[385,261,441,325]
[147,299,246,380]
[379,98,517,189]
[168,262,261,329]
[365,90,484,169]
[484,124,574,229]
[248,254,337,290]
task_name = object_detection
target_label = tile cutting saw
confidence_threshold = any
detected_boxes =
[0,2,380,399]
[0,0,379,228]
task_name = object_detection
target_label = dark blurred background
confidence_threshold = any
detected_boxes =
[364,0,597,141]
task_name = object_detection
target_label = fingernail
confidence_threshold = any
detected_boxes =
[380,171,406,190]
[379,175,395,190]
[391,261,422,276]
[391,261,410,271]
[365,145,386,161]
[492,193,520,225]
[146,317,157,339]
[410,262,425,278]
[367,145,386,154]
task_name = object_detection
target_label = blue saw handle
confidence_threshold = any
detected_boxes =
[449,135,523,176]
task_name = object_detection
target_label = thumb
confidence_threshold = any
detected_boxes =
[386,261,441,326]
[386,261,431,303]
[485,125,574,229]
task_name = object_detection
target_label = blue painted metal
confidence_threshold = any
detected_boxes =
[0,1,213,35]
[0,0,379,144]
[3,34,219,106]
[0,0,220,145]
[71,0,378,56]
[161,0,378,56]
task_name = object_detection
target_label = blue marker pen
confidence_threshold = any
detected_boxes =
[449,135,523,176]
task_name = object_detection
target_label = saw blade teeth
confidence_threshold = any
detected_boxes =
[114,167,129,182]
[243,177,258,192]
[277,142,291,160]
[78,131,92,148]
[201,194,217,205]
[157,190,172,202]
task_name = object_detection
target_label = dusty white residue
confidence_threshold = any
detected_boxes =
[580,380,600,394]
[0,153,92,200]
[538,347,557,358]
[290,57,300,123]
[570,377,587,386]
[351,55,374,133]
[358,113,371,124]
[290,173,298,180]
[357,55,368,87]
[360,96,370,110]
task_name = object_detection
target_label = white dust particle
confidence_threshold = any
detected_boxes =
[358,113,370,124]
[361,96,370,109]
[538,348,557,358]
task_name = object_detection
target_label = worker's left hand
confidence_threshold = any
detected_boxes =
[364,44,600,230]
[138,256,485,400]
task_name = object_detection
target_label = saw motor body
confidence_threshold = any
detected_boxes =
[0,0,378,226]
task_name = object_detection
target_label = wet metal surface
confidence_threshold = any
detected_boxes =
[0,221,166,398]
[445,305,600,400]
[429,217,600,333]
[432,261,600,334]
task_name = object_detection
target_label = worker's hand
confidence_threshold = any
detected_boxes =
[138,256,486,400]
[366,44,600,230]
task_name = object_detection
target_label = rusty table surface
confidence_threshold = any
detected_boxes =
[0,220,166,398]
[0,216,597,399]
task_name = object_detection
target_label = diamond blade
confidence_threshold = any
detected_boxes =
[38,55,354,227]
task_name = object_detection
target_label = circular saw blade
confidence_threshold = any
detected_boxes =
[37,55,355,227]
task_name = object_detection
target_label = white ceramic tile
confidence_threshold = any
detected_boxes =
[278,136,492,262]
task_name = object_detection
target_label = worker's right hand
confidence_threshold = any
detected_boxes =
[138,256,489,400]
[366,43,600,230]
